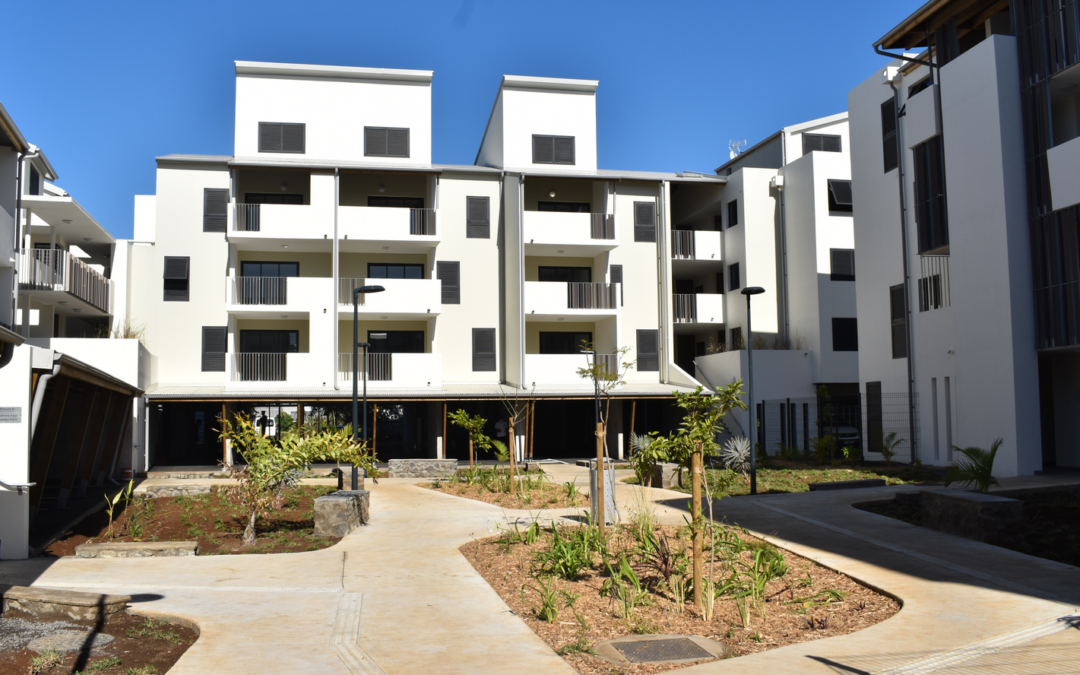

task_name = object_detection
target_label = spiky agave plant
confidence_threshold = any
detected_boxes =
[944,438,1003,494]
[719,435,752,481]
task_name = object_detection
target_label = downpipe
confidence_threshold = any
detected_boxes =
[30,352,62,441]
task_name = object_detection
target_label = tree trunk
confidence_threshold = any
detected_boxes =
[691,448,703,611]
[508,418,516,495]
[469,437,474,469]
[242,511,258,547]
[596,422,606,536]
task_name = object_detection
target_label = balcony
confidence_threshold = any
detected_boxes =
[229,203,334,249]
[18,249,111,315]
[228,352,322,386]
[524,353,620,386]
[337,278,441,319]
[523,211,618,256]
[671,230,722,262]
[673,294,724,325]
[337,352,442,388]
[524,282,619,321]
[226,277,332,318]
[338,207,439,253]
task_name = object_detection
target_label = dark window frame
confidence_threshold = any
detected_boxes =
[367,196,424,209]
[636,329,659,371]
[367,263,424,279]
[832,317,859,352]
[538,266,591,283]
[364,126,411,158]
[727,199,739,228]
[472,328,497,371]
[239,329,300,353]
[830,249,856,281]
[201,327,227,372]
[240,261,299,277]
[368,330,424,354]
[634,201,656,243]
[538,331,593,355]
[728,262,740,292]
[163,256,190,302]
[912,135,950,253]
[827,179,853,214]
[802,133,843,154]
[466,196,490,239]
[531,135,576,165]
[881,99,898,173]
[203,188,229,233]
[437,261,460,305]
[890,284,908,359]
[258,122,306,154]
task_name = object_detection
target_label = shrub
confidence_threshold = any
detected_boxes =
[944,438,1003,494]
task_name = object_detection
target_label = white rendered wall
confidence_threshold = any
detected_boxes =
[234,75,431,164]
[133,195,156,243]
[610,182,662,384]
[783,114,851,163]
[497,88,597,171]
[723,169,780,340]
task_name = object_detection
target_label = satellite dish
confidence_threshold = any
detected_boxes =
[729,139,748,160]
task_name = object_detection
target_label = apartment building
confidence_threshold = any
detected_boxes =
[0,102,28,357]
[126,62,730,468]
[846,0,1080,476]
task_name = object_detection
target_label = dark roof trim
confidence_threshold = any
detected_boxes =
[156,154,233,165]
[714,130,783,174]
[0,101,29,153]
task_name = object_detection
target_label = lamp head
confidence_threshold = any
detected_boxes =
[741,286,765,296]
[355,285,386,294]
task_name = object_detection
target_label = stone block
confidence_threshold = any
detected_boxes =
[314,490,370,537]
[1,586,129,622]
[920,489,1023,546]
[333,468,364,491]
[525,462,543,473]
[387,459,458,478]
[135,484,212,498]
[650,463,682,489]
[808,479,888,491]
[75,541,198,558]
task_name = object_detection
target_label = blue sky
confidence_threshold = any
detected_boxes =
[1,0,920,239]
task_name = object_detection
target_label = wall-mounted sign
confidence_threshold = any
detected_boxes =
[0,407,22,423]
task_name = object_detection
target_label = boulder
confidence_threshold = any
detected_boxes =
[314,490,370,537]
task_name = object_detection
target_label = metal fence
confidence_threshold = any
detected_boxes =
[409,208,437,236]
[236,277,288,305]
[18,249,111,313]
[590,213,615,240]
[234,353,287,382]
[671,231,695,259]
[337,352,392,381]
[919,255,951,311]
[236,203,260,231]
[673,294,697,323]
[567,282,618,309]
[759,392,920,464]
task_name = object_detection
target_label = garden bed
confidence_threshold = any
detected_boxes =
[421,468,588,510]
[0,608,196,675]
[44,486,340,557]
[856,489,1080,568]
[461,519,899,674]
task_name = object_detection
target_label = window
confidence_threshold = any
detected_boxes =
[832,318,859,351]
[802,134,842,154]
[728,263,740,292]
[466,196,490,239]
[866,382,883,454]
[163,256,189,302]
[881,99,898,173]
[610,264,623,305]
[919,274,944,311]
[890,284,908,359]
[538,266,591,283]
[539,332,592,354]
[827,179,853,214]
[258,122,305,153]
[364,127,410,158]
[908,76,932,98]
[243,193,303,205]
[727,200,739,228]
[830,249,855,281]
[368,263,423,279]
[634,202,656,242]
[437,261,460,304]
[537,201,590,213]
[240,330,299,353]
[729,327,744,350]
[532,135,575,165]
[368,196,424,209]
[472,328,496,371]
[716,272,724,294]
[636,329,659,371]
[29,165,41,195]
[201,327,227,372]
[203,188,229,233]
[913,136,949,253]
[714,215,723,231]
[368,330,423,354]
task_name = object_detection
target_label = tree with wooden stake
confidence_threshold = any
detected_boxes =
[448,408,492,469]
[576,343,635,535]
[668,382,746,611]
[496,385,535,495]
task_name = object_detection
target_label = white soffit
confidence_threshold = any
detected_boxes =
[235,61,433,84]
[501,74,598,94]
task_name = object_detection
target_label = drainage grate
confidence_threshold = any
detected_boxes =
[612,638,712,663]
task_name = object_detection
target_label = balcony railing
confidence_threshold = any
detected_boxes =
[918,255,951,312]
[236,277,288,305]
[673,294,697,323]
[568,282,618,310]
[18,249,111,313]
[236,203,261,232]
[672,231,695,259]
[337,352,392,381]
[410,209,437,236]
[234,353,288,381]
[590,214,615,240]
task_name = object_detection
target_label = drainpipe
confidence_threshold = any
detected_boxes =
[333,168,339,390]
[30,352,63,440]
[11,149,27,339]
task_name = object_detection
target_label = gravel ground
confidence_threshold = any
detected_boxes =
[0,616,85,651]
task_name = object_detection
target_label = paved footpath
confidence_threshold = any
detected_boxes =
[2,470,1079,674]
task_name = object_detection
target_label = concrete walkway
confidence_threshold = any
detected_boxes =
[1,469,1078,674]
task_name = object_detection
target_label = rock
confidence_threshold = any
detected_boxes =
[1,586,129,622]
[135,484,212,498]
[75,541,198,558]
[314,490,370,537]
[28,631,114,654]
[650,463,682,489]
[920,489,1024,546]
[387,459,458,478]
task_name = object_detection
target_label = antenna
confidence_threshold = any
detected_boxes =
[729,139,747,159]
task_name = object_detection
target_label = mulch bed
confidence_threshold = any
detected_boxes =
[44,486,340,557]
[0,608,196,675]
[420,478,588,510]
[857,489,1080,568]
[461,523,899,674]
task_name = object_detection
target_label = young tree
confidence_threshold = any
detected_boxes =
[668,382,746,611]
[495,386,535,495]
[448,409,492,469]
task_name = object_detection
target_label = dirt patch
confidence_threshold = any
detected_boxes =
[420,472,588,510]
[461,523,899,674]
[0,608,196,675]
[44,486,340,557]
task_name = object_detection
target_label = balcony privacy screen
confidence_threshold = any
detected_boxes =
[258,122,305,153]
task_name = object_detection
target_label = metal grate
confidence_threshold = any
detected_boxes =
[612,638,711,663]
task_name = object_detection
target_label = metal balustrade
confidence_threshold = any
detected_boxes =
[918,255,951,311]
[18,249,111,313]
[236,277,288,305]
[234,353,287,382]
[337,352,392,381]
[567,282,618,310]
[236,203,261,231]
[409,208,437,236]
[590,213,615,240]
[673,294,698,323]
[672,231,696,259]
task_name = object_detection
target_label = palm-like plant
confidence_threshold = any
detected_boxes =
[719,435,751,482]
[879,432,904,467]
[944,438,1003,494]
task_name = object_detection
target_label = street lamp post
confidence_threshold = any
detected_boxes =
[741,286,766,495]
[352,285,385,490]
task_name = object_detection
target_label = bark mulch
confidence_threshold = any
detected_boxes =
[420,479,588,510]
[461,523,899,675]
[44,486,340,557]
[0,608,196,675]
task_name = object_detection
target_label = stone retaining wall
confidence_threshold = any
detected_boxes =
[920,489,1023,546]
[387,459,458,478]
[136,484,212,498]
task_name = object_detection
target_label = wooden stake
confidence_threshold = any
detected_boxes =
[630,400,637,454]
[372,404,378,454]
[596,421,606,536]
[442,401,447,462]
[508,417,517,495]
[529,401,536,460]
[691,447,703,610]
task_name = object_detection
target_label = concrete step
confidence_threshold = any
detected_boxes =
[75,541,199,558]
[1,585,129,621]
